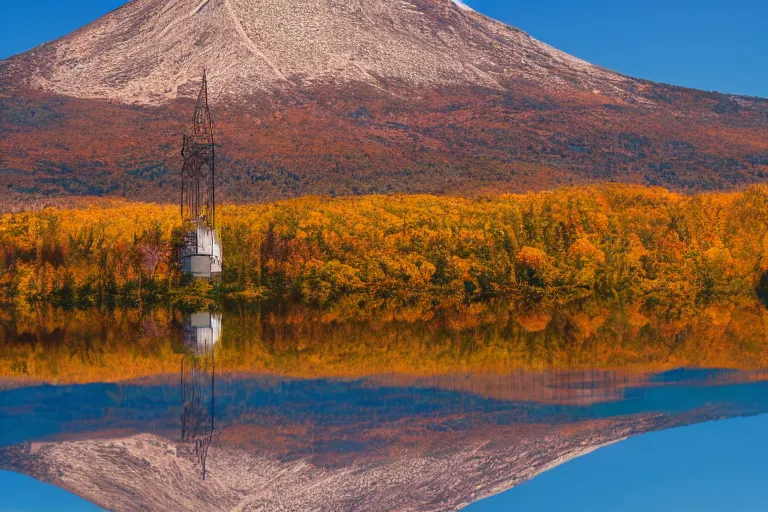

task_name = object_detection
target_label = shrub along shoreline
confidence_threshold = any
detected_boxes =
[1,184,768,318]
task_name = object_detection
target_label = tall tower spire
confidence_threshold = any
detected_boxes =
[181,70,215,229]
[194,70,213,140]
[179,71,222,278]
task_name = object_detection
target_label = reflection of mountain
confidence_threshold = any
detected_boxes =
[2,373,768,510]
[3,373,768,447]
[0,418,652,511]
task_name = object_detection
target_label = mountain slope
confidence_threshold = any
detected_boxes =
[3,0,630,105]
[0,416,685,511]
[1,0,766,206]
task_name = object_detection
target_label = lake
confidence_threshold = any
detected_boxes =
[1,306,768,510]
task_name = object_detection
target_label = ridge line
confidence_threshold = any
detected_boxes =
[222,0,290,84]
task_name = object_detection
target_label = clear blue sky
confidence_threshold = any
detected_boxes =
[0,0,765,98]
[465,414,768,511]
[0,471,104,512]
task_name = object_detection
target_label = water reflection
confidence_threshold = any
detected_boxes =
[180,312,220,479]
[3,304,768,380]
[183,312,222,356]
[467,414,768,512]
[2,372,768,508]
[1,307,768,510]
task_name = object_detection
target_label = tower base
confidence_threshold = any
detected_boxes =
[180,222,222,279]
[182,254,221,279]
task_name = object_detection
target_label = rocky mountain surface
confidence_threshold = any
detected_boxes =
[0,415,675,511]
[3,369,766,510]
[1,0,767,205]
[3,0,628,105]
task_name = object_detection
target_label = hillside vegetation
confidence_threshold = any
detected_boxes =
[3,0,767,203]
[2,185,768,316]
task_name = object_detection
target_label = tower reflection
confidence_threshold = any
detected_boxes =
[180,312,221,479]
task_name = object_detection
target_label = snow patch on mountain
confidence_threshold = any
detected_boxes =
[451,0,475,12]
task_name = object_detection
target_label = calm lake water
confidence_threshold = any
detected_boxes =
[1,307,768,510]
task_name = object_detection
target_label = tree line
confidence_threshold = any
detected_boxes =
[1,184,768,317]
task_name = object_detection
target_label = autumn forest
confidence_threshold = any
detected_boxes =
[6,184,768,382]
[2,184,768,317]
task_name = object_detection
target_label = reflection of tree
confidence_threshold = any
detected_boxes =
[5,304,768,382]
[180,355,214,479]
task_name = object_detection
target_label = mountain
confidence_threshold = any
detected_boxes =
[1,0,631,104]
[0,428,633,511]
[1,0,767,205]
[0,414,704,511]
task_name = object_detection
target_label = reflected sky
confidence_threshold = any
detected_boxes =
[3,309,768,510]
[466,414,768,512]
[0,470,104,512]
[4,372,768,450]
[2,366,768,510]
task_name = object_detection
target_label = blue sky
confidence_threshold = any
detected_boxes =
[465,0,767,98]
[0,471,104,512]
[0,0,766,98]
[466,414,768,511]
